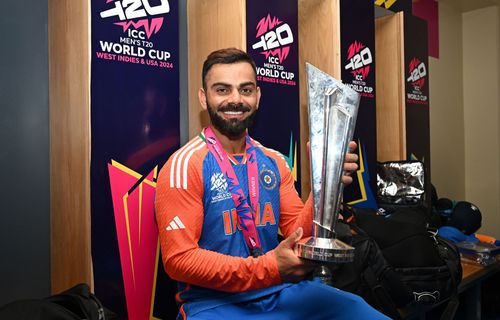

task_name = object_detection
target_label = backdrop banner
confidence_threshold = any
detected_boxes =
[246,0,301,193]
[341,0,378,208]
[90,0,180,318]
[404,14,431,206]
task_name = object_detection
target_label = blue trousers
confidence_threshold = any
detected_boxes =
[181,280,390,320]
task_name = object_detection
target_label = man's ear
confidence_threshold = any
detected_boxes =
[256,86,261,110]
[198,88,207,110]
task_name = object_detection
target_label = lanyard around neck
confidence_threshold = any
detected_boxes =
[203,126,263,257]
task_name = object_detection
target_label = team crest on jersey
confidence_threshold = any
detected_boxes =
[210,172,232,203]
[260,168,277,190]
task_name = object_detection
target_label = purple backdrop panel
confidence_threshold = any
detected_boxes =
[404,14,431,206]
[246,0,301,193]
[341,0,377,209]
[91,0,180,318]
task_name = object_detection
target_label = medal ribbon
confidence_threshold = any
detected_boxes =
[203,126,263,257]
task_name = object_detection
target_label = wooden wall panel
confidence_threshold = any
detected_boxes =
[49,0,92,293]
[375,13,406,162]
[187,0,246,139]
[298,0,341,198]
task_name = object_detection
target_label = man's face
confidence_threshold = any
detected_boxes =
[199,62,261,138]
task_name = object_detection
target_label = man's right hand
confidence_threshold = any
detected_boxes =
[274,227,317,283]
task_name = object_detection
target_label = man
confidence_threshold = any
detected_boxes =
[155,48,389,319]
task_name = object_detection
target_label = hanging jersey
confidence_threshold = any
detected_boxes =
[155,133,313,316]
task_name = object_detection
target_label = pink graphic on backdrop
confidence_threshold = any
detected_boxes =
[255,15,282,37]
[408,57,426,89]
[102,0,166,39]
[115,17,164,39]
[108,161,159,320]
[352,65,370,80]
[347,41,364,60]
[254,14,291,64]
[261,47,290,64]
[346,41,371,80]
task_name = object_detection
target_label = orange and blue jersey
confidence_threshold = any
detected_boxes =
[155,132,313,316]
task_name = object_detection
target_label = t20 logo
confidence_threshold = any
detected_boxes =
[345,41,372,80]
[407,57,427,90]
[100,0,170,39]
[251,14,294,64]
[100,0,170,21]
[252,23,293,51]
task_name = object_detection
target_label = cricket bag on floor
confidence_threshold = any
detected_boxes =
[332,205,462,320]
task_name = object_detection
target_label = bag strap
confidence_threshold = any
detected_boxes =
[363,266,402,320]
[352,223,403,320]
[46,283,106,320]
[438,246,460,320]
[440,292,459,320]
[438,257,460,320]
[431,231,461,320]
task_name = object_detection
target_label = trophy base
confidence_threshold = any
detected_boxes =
[296,237,355,263]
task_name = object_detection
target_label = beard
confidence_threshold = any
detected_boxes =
[207,102,257,138]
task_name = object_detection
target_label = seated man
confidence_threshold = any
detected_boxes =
[155,48,389,320]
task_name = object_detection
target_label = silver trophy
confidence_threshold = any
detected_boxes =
[296,63,360,265]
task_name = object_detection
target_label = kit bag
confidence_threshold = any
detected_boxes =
[332,221,412,320]
[333,205,462,320]
[0,283,117,320]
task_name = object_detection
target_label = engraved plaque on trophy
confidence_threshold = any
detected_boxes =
[296,63,360,263]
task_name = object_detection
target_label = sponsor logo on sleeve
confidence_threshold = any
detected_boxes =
[165,216,186,231]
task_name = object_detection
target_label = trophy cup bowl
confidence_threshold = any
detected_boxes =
[296,63,360,264]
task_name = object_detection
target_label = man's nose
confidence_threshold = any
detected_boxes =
[227,89,243,104]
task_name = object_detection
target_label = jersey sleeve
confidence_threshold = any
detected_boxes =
[155,147,282,293]
[272,155,313,238]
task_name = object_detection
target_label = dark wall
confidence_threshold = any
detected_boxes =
[0,0,50,304]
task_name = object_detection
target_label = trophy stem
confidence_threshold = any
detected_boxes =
[313,265,333,286]
[313,222,335,239]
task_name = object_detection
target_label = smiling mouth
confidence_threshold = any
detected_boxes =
[223,111,244,115]
[218,103,251,119]
[222,110,246,119]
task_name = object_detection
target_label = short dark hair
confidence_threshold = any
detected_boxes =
[201,48,257,90]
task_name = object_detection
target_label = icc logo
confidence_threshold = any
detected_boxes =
[344,41,373,81]
[407,57,427,90]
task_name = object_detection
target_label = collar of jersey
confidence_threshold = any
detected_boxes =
[200,131,248,165]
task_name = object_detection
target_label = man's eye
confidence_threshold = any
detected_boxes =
[240,88,253,95]
[216,88,229,94]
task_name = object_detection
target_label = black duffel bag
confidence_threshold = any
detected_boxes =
[333,205,462,320]
[0,283,117,320]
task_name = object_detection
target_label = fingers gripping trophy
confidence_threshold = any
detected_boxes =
[296,63,360,283]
